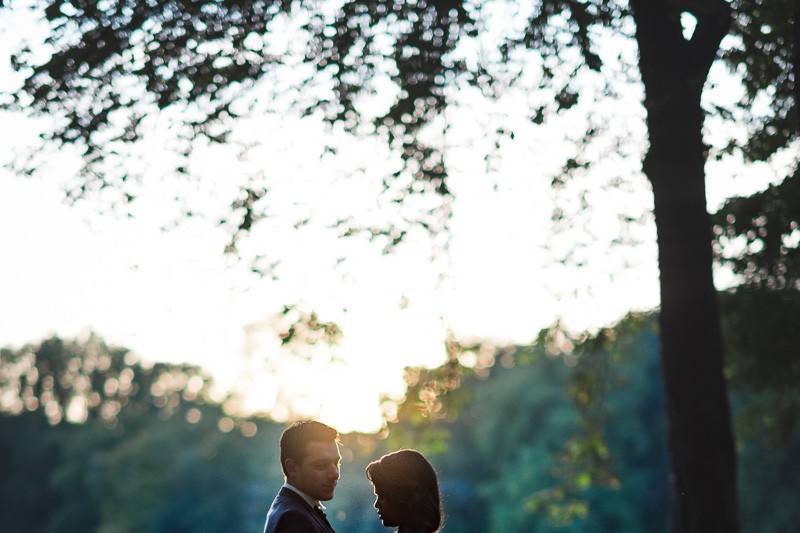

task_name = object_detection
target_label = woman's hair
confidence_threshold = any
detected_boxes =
[366,449,443,532]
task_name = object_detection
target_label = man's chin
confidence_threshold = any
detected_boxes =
[318,489,336,501]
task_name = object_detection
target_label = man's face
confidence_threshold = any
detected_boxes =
[286,440,341,501]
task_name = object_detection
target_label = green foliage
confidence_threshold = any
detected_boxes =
[713,167,800,291]
[718,289,800,448]
[384,316,670,532]
[385,306,798,533]
[721,0,797,163]
[712,0,799,295]
[737,425,800,533]
[277,305,343,348]
[0,407,282,533]
[0,334,214,425]
[2,306,798,533]
[0,414,78,532]
[0,334,281,533]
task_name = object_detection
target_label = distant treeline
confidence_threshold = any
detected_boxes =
[1,300,798,532]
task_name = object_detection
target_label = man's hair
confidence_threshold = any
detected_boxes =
[279,420,339,475]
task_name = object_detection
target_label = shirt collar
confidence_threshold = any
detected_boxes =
[282,482,326,511]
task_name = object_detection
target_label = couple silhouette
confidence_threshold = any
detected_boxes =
[263,421,442,533]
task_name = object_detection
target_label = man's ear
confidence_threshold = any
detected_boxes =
[284,458,299,478]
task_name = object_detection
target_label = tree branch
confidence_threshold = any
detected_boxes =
[795,0,799,129]
[680,0,733,79]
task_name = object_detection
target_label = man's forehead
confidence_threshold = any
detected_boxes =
[303,440,340,459]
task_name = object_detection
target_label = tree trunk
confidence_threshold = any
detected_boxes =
[630,2,738,532]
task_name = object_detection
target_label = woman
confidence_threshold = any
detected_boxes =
[365,449,443,533]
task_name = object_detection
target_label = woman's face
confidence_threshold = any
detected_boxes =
[373,485,404,528]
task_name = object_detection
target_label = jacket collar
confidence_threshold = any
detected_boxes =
[281,483,326,511]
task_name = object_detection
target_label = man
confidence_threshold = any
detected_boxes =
[263,420,341,533]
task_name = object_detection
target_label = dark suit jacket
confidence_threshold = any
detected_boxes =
[263,487,336,533]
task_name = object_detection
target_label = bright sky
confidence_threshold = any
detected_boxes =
[0,6,793,433]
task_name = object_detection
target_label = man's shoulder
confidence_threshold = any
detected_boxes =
[265,490,318,533]
[278,508,317,525]
[270,488,310,512]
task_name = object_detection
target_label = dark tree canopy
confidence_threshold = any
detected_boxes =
[3,1,793,179]
[3,0,632,240]
[2,1,794,256]
[712,0,799,292]
[714,166,800,291]
[720,0,797,162]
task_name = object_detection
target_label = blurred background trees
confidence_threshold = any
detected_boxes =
[2,294,798,532]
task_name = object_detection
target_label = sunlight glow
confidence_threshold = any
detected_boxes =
[1,4,787,435]
[680,12,698,40]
